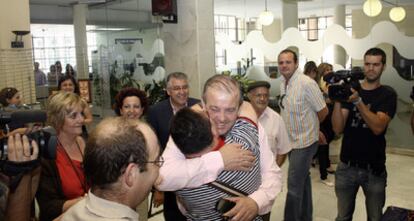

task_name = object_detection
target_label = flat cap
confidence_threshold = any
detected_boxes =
[247,81,271,92]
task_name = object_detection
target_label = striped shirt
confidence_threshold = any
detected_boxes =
[176,118,262,221]
[280,68,326,149]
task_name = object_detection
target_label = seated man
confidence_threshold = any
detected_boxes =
[170,106,262,220]
[61,117,161,220]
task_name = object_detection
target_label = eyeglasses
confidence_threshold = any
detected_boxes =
[169,85,189,91]
[279,94,286,109]
[144,156,164,167]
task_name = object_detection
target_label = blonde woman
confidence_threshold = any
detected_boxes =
[36,92,88,221]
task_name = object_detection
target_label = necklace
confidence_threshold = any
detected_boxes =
[57,138,87,194]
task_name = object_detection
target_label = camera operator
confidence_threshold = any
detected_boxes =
[1,132,40,221]
[332,47,397,221]
[411,87,414,135]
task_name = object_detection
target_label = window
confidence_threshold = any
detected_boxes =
[31,24,97,74]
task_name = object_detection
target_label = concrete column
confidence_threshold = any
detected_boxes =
[73,4,89,79]
[0,0,36,104]
[282,0,298,55]
[334,5,347,67]
[162,0,215,99]
[282,0,298,31]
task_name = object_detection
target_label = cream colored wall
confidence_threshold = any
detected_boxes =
[0,0,31,49]
[0,0,36,104]
[352,6,414,38]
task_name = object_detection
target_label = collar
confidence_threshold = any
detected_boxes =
[281,68,302,85]
[169,98,188,114]
[86,190,139,220]
[258,107,271,120]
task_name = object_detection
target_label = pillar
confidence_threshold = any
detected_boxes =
[73,4,89,79]
[162,0,215,98]
[282,0,298,55]
[282,0,298,31]
[334,5,347,67]
[0,0,36,104]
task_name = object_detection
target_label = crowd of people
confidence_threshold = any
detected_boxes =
[0,47,409,221]
[34,61,76,87]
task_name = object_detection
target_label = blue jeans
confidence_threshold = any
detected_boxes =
[335,162,387,221]
[284,142,318,221]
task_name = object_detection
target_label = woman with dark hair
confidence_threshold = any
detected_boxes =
[0,87,21,109]
[36,92,88,221]
[57,75,93,135]
[58,75,80,94]
[303,61,319,82]
[113,87,149,220]
[65,64,76,78]
[114,87,148,119]
[316,62,336,186]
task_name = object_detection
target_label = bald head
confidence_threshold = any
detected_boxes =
[84,117,159,190]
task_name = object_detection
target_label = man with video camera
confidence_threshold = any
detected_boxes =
[0,132,40,221]
[332,47,397,221]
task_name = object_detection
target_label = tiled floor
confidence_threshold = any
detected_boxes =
[148,153,414,221]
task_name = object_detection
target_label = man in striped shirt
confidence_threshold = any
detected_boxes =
[158,75,282,221]
[170,107,262,220]
[278,49,328,221]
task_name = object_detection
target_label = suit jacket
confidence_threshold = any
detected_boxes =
[147,97,199,150]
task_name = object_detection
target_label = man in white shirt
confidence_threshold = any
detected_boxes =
[62,117,161,221]
[247,81,292,167]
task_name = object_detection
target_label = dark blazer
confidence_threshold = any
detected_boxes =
[36,159,66,221]
[147,97,199,150]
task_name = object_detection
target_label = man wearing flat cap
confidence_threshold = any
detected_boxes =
[247,81,292,167]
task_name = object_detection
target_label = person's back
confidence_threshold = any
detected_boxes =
[170,108,262,220]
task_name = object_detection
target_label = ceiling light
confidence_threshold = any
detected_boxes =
[363,0,382,17]
[259,0,274,26]
[389,6,406,22]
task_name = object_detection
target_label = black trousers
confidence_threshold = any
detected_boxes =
[163,191,187,221]
[317,144,331,180]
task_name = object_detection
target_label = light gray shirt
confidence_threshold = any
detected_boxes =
[62,190,139,221]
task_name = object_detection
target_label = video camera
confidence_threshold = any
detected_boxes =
[0,110,57,161]
[323,68,365,102]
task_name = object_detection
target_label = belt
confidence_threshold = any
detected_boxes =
[343,160,370,170]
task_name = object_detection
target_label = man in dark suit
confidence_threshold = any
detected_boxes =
[147,72,199,221]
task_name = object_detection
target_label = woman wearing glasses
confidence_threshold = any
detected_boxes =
[36,92,88,221]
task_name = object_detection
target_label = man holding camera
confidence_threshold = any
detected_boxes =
[1,133,40,221]
[332,47,397,221]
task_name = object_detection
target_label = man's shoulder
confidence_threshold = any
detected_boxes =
[148,99,170,112]
[188,97,200,105]
[61,198,87,220]
[264,107,281,117]
[379,85,397,98]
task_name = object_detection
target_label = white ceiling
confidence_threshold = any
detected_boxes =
[28,0,414,26]
[214,0,414,18]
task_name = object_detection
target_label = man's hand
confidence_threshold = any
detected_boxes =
[223,196,258,221]
[319,131,327,145]
[347,88,360,104]
[219,143,254,171]
[7,133,38,162]
[152,190,164,208]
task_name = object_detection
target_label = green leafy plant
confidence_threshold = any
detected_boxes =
[221,70,255,100]
[144,79,167,105]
